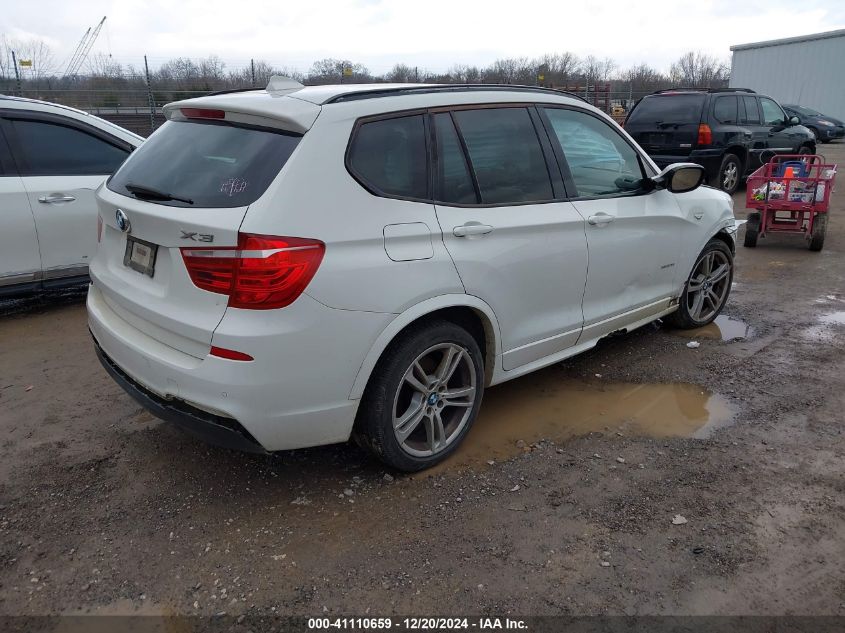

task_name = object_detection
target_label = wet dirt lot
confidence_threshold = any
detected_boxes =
[1,144,844,619]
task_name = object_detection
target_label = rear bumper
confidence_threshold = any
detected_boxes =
[94,335,265,453]
[88,282,392,452]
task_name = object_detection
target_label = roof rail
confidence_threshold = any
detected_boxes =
[707,87,755,93]
[325,84,590,104]
[649,87,755,95]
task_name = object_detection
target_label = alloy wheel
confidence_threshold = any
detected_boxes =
[392,343,477,457]
[722,162,738,191]
[686,250,732,323]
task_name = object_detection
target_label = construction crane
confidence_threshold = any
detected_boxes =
[63,16,106,78]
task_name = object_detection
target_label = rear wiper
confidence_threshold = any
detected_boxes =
[125,182,194,205]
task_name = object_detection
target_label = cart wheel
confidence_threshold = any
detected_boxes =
[808,214,827,252]
[743,212,760,248]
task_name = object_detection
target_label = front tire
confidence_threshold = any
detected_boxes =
[354,320,485,472]
[665,239,734,329]
[716,153,741,194]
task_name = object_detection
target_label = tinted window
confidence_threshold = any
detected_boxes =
[348,115,427,200]
[10,119,128,176]
[741,97,761,124]
[760,97,786,126]
[544,108,645,198]
[713,96,738,124]
[432,113,476,204]
[452,108,552,204]
[109,120,300,208]
[626,94,706,125]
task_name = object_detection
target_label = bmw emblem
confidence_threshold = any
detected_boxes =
[115,208,131,234]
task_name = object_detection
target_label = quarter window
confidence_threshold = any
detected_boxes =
[713,96,738,124]
[760,98,786,126]
[432,113,477,204]
[543,107,646,197]
[348,115,427,200]
[451,107,553,205]
[9,119,129,176]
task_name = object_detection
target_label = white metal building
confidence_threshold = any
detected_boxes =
[730,29,845,121]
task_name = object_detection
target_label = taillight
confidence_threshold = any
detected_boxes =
[97,214,103,243]
[697,123,712,146]
[181,234,325,310]
[181,108,225,120]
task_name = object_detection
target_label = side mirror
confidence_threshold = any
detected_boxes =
[652,163,707,194]
[788,115,800,125]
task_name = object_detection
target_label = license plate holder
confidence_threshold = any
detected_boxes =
[123,237,158,277]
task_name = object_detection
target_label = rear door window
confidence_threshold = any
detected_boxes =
[451,107,553,205]
[626,94,706,125]
[741,97,761,124]
[713,96,738,124]
[9,118,129,176]
[347,115,428,200]
[108,120,301,208]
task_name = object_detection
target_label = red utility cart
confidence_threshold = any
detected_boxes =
[744,154,837,251]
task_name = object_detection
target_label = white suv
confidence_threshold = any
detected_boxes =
[0,96,142,294]
[88,80,737,471]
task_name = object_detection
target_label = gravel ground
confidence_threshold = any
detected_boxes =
[1,143,843,618]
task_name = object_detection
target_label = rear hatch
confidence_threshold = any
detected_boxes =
[624,93,706,158]
[93,99,314,357]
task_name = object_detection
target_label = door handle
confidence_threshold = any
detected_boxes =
[38,194,76,204]
[453,222,494,238]
[587,213,615,226]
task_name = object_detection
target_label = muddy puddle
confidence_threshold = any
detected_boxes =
[435,368,734,472]
[670,315,754,341]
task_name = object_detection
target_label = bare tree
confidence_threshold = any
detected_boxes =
[669,51,730,88]
[0,35,56,82]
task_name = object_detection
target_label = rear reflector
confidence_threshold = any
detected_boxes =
[209,346,254,361]
[181,233,325,310]
[181,108,225,120]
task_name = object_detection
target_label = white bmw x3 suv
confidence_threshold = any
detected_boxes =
[88,79,737,471]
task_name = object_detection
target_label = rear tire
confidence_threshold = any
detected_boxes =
[808,214,827,252]
[743,212,760,248]
[354,320,485,472]
[716,153,741,194]
[665,238,734,329]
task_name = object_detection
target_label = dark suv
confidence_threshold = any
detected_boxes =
[624,88,815,193]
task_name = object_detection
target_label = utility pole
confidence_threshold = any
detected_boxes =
[251,59,256,87]
[11,51,22,96]
[144,55,155,135]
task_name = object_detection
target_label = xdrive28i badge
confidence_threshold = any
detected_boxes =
[115,209,131,234]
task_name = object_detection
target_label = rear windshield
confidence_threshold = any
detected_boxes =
[626,94,706,126]
[108,120,301,208]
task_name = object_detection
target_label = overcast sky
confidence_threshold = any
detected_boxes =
[3,0,845,76]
